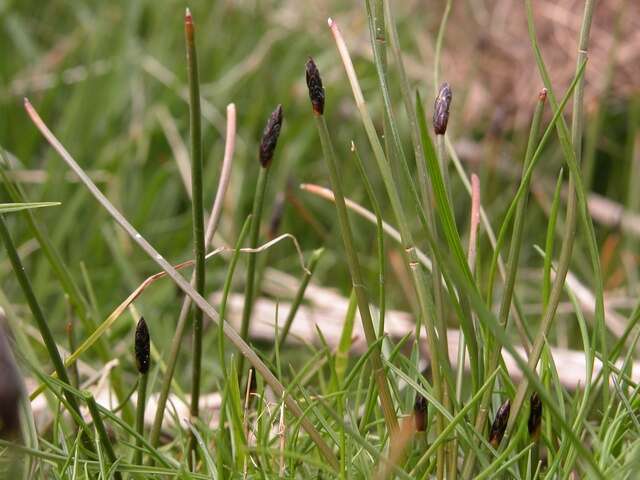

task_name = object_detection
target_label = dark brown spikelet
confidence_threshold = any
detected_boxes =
[0,324,23,439]
[134,317,150,374]
[259,105,284,168]
[305,57,325,116]
[528,393,542,440]
[433,82,452,135]
[489,399,511,448]
[413,393,428,432]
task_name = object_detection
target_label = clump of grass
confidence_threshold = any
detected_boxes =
[3,0,637,478]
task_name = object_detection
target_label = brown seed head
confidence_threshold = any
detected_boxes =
[413,393,428,432]
[134,317,150,374]
[259,105,284,168]
[528,393,542,439]
[489,399,511,448]
[305,57,325,116]
[433,82,452,135]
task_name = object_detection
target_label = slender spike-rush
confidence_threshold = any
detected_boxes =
[238,104,284,376]
[184,8,206,466]
[305,56,398,432]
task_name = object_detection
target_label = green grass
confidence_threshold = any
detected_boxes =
[1,0,639,478]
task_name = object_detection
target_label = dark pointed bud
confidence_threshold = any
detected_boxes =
[0,324,23,438]
[413,393,428,432]
[259,105,284,168]
[134,317,150,374]
[305,57,325,116]
[433,82,452,135]
[528,393,542,440]
[489,399,510,448]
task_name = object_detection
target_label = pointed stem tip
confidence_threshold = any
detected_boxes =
[305,57,325,116]
[539,87,548,103]
[259,105,284,168]
[185,7,192,22]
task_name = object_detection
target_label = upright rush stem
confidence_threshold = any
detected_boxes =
[238,104,283,376]
[185,8,206,465]
[306,58,398,433]
[327,17,448,441]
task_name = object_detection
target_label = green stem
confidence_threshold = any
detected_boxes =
[0,215,88,443]
[501,0,598,449]
[25,98,339,471]
[314,114,398,432]
[273,247,323,351]
[238,166,270,376]
[463,92,546,477]
[133,372,148,466]
[218,216,252,375]
[84,391,123,480]
[0,157,133,424]
[185,9,206,465]
[433,0,453,94]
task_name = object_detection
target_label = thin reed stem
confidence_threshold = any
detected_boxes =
[149,103,235,448]
[313,110,398,432]
[326,18,445,437]
[274,247,323,351]
[238,104,282,376]
[83,391,123,480]
[184,10,206,464]
[501,0,600,447]
[463,89,547,477]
